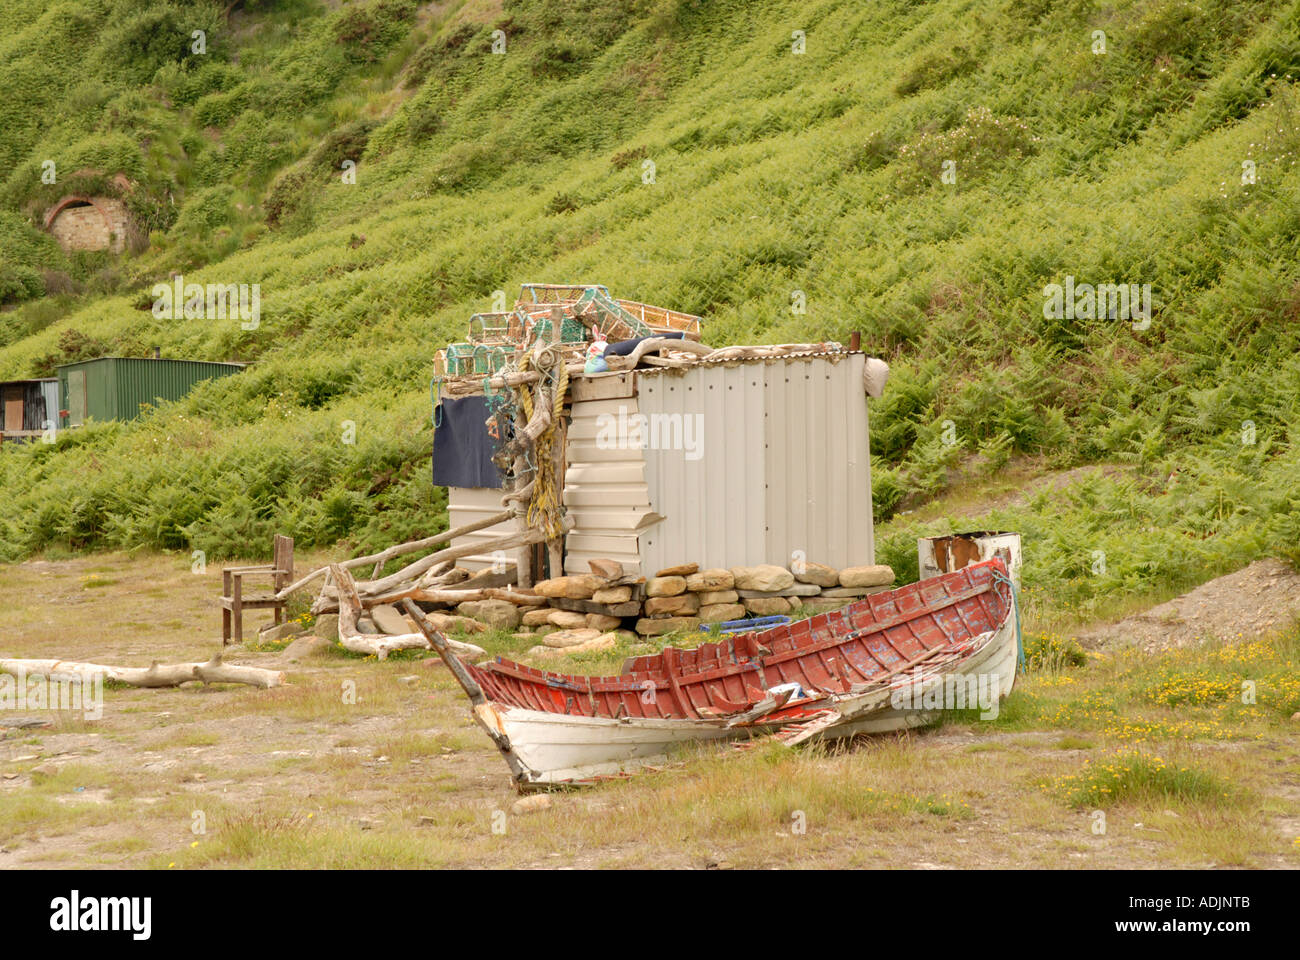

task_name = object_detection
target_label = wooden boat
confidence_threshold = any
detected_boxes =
[413,557,1020,790]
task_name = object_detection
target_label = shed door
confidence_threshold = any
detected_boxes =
[3,385,22,432]
[67,370,86,426]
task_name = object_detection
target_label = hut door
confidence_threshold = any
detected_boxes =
[67,370,86,426]
[2,385,22,432]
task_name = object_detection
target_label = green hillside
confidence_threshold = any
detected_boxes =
[2,0,1300,618]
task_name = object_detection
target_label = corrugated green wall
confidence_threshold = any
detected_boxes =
[58,358,244,426]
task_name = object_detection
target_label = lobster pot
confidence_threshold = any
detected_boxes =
[524,313,587,345]
[467,313,514,343]
[616,299,702,341]
[445,343,512,377]
[918,532,1022,589]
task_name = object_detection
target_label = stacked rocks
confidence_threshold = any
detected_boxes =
[514,572,641,639]
[633,560,895,637]
[433,558,897,644]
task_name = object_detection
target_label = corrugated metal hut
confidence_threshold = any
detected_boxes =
[57,357,244,427]
[433,285,888,582]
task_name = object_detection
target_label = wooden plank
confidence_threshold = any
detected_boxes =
[569,372,637,403]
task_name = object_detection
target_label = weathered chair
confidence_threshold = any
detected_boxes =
[220,535,294,645]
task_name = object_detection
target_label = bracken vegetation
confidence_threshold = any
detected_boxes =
[0,0,1299,626]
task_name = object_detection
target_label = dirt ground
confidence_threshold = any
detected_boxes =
[1,551,1297,869]
[1076,559,1300,653]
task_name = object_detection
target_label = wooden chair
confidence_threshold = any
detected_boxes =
[220,535,294,645]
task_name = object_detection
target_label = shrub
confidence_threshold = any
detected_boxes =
[311,118,377,172]
[895,45,978,97]
[895,107,1039,193]
[169,184,236,236]
[0,264,44,306]
[335,0,418,64]
[545,192,580,214]
[1024,632,1088,671]
[264,167,312,229]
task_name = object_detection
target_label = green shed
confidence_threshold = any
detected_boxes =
[57,357,245,427]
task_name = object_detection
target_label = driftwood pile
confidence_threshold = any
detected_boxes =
[260,509,581,660]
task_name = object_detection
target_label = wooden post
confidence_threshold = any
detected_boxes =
[401,598,531,787]
[272,535,293,626]
[231,575,243,644]
[511,398,532,588]
[222,569,232,644]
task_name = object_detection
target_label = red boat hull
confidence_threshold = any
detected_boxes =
[468,558,1013,722]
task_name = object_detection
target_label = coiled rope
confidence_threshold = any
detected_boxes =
[990,568,1027,675]
[515,351,568,539]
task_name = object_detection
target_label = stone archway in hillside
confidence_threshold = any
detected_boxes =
[44,195,133,254]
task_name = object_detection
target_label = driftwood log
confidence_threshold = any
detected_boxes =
[330,565,486,661]
[356,518,566,599]
[625,336,713,366]
[703,343,841,361]
[0,654,285,689]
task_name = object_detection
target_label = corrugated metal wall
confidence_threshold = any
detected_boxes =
[637,354,873,573]
[446,486,518,572]
[112,359,243,419]
[637,365,766,572]
[562,396,656,575]
[1,380,61,436]
[762,354,873,570]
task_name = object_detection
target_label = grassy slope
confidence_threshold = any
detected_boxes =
[1,0,1300,617]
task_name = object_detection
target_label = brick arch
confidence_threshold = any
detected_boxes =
[43,195,110,230]
[44,195,131,253]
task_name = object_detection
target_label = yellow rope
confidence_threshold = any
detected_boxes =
[512,352,567,539]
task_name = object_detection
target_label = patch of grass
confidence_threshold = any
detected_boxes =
[368,730,474,762]
[1024,632,1088,671]
[0,791,123,845]
[1043,749,1238,809]
[154,727,221,748]
[151,807,479,869]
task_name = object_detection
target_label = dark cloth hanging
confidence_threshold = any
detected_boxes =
[432,395,505,489]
